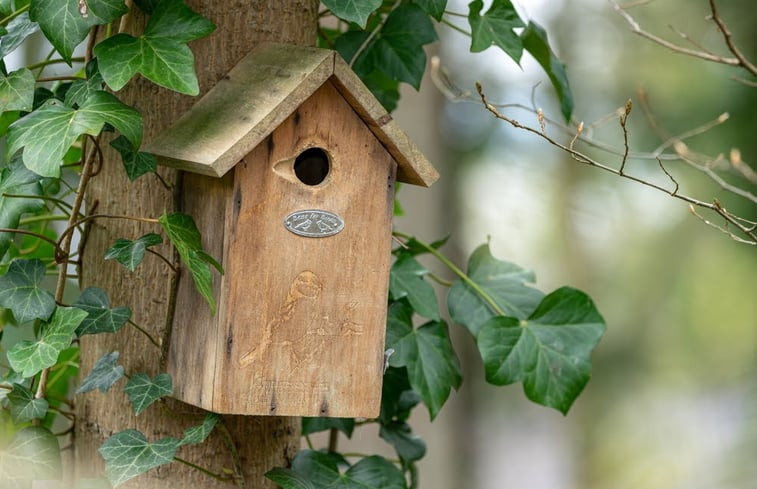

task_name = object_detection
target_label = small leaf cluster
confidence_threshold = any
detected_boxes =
[268,237,605,489]
[319,0,573,119]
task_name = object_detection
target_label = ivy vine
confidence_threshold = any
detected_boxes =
[0,0,603,488]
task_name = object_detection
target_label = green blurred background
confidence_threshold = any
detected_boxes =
[386,0,757,487]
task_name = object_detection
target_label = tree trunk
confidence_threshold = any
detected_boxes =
[77,2,319,487]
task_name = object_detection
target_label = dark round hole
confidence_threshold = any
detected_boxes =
[294,147,330,186]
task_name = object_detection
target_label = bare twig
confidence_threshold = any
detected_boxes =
[475,83,757,246]
[708,0,757,77]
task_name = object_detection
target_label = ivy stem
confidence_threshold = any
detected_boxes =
[440,18,472,37]
[35,137,100,402]
[217,419,246,488]
[0,228,59,248]
[328,428,339,452]
[146,248,178,273]
[0,4,30,26]
[174,457,233,482]
[37,76,86,83]
[19,215,70,225]
[3,192,76,211]
[56,213,160,262]
[128,319,161,348]
[349,0,402,69]
[392,230,506,317]
[305,434,314,450]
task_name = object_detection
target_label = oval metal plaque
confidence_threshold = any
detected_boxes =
[284,210,344,238]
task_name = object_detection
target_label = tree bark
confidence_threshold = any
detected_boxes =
[77,2,319,487]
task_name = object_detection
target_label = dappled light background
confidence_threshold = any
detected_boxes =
[391,0,757,488]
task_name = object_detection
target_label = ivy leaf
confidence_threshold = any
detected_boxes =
[104,232,163,271]
[414,0,447,21]
[301,417,355,438]
[386,301,462,419]
[0,67,34,112]
[0,12,40,59]
[7,91,142,177]
[356,4,437,90]
[447,243,544,336]
[477,287,606,414]
[30,0,128,63]
[322,0,381,28]
[99,429,179,487]
[110,135,157,181]
[8,383,49,423]
[7,306,88,378]
[179,412,220,446]
[74,286,132,335]
[380,367,421,424]
[0,157,44,257]
[65,59,105,108]
[468,0,524,61]
[76,351,125,394]
[124,373,172,415]
[159,212,222,315]
[267,450,406,489]
[521,20,573,121]
[389,253,439,320]
[379,421,426,463]
[0,426,61,484]
[94,0,215,94]
[0,258,55,323]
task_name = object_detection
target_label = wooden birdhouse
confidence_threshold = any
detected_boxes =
[145,43,437,418]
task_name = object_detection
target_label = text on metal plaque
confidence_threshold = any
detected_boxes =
[284,210,344,238]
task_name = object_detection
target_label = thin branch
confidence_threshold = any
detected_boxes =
[708,0,757,77]
[0,228,60,248]
[127,319,161,348]
[618,100,632,174]
[689,204,755,245]
[609,0,741,67]
[476,83,757,246]
[146,248,178,273]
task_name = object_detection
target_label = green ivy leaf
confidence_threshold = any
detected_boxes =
[7,306,88,378]
[386,301,462,419]
[379,421,426,463]
[7,91,142,177]
[0,0,11,16]
[30,0,128,63]
[322,0,381,28]
[0,258,55,323]
[76,351,124,394]
[104,232,162,271]
[468,0,524,61]
[389,253,439,320]
[380,367,421,424]
[99,429,179,487]
[477,286,606,414]
[0,12,40,59]
[356,4,437,90]
[94,0,215,94]
[159,212,222,315]
[110,135,157,181]
[0,426,61,484]
[65,59,105,108]
[123,372,172,415]
[179,412,220,446]
[74,286,132,335]
[0,157,44,257]
[0,67,34,113]
[447,243,544,336]
[414,0,447,21]
[301,417,355,438]
[521,20,573,121]
[8,383,49,423]
[134,0,159,14]
[267,450,406,489]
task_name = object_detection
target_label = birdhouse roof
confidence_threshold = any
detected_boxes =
[145,43,438,187]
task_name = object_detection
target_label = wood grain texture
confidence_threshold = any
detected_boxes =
[170,80,396,417]
[76,2,318,488]
[146,43,439,187]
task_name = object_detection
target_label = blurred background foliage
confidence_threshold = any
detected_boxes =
[387,0,756,488]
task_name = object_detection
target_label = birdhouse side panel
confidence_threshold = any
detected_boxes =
[167,171,234,410]
[216,81,397,417]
